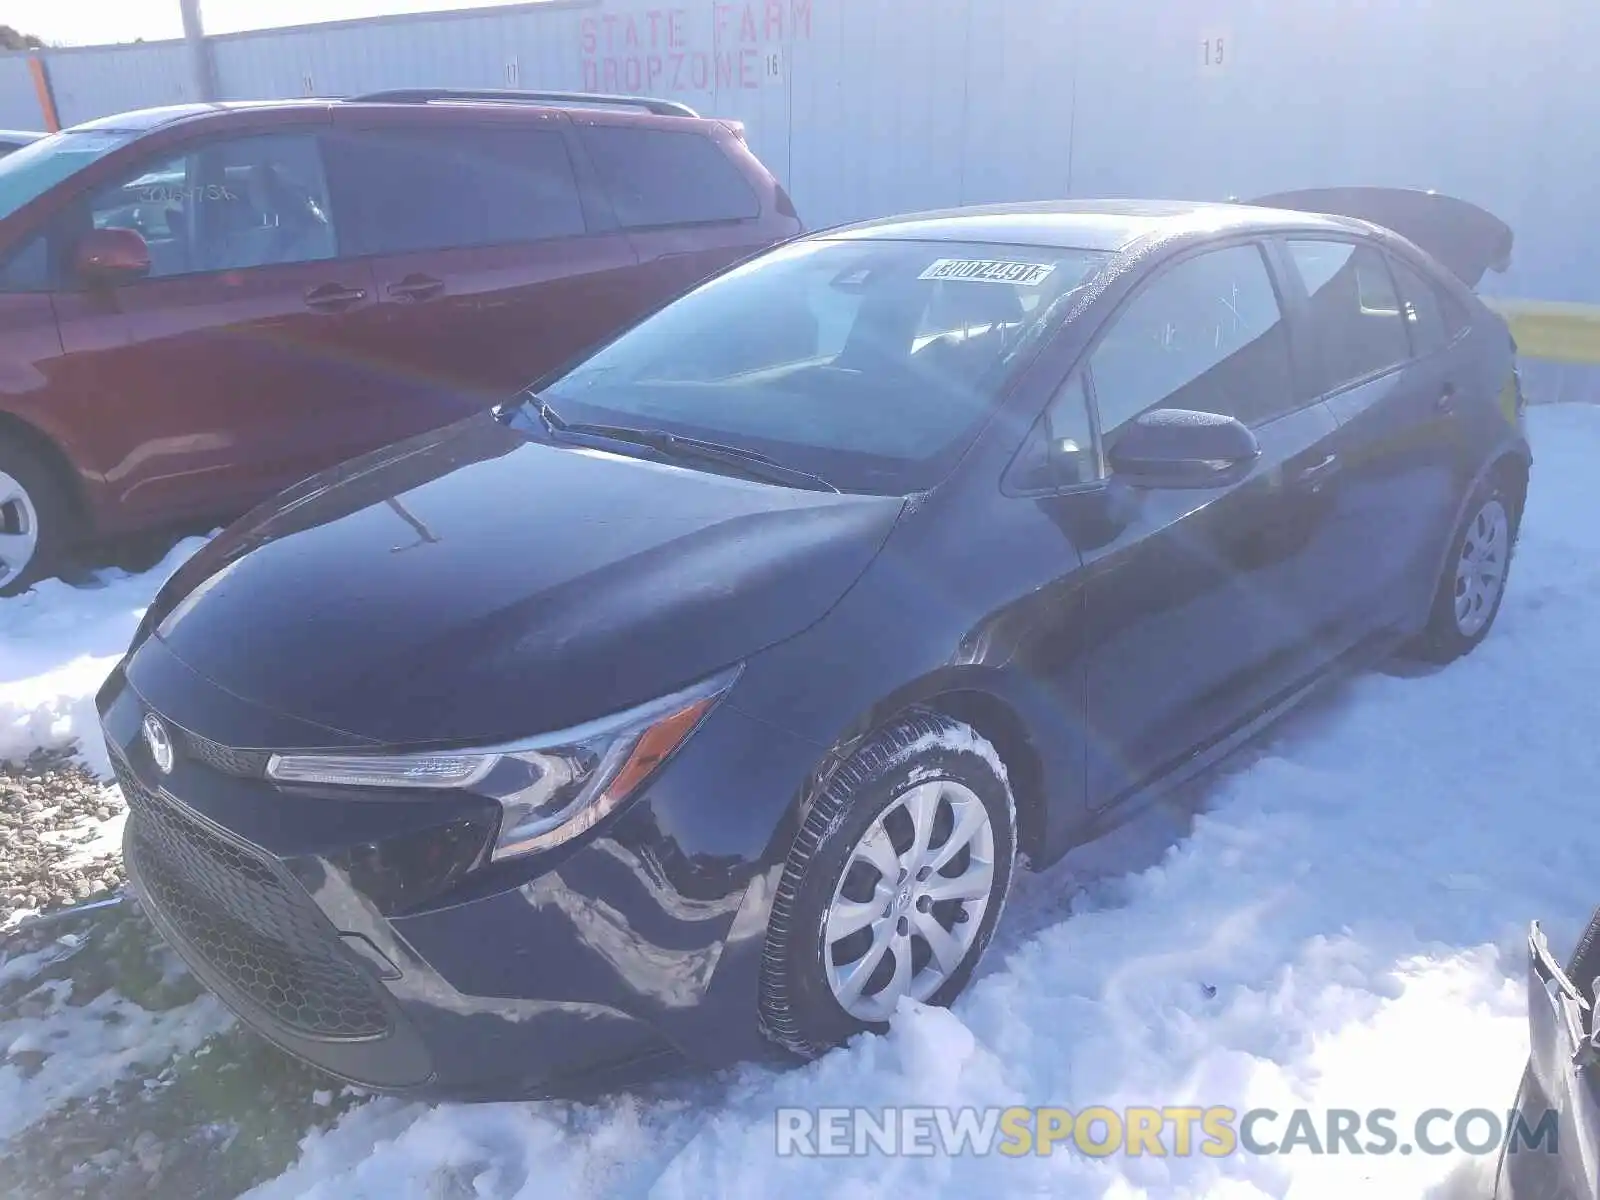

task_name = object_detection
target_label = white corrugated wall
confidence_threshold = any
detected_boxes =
[1,0,1598,303]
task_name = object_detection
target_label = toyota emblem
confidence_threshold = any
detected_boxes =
[142,714,174,775]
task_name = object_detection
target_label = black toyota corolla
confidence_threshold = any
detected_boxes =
[100,192,1531,1098]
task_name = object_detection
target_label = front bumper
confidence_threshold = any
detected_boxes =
[101,641,823,1098]
[1494,921,1600,1200]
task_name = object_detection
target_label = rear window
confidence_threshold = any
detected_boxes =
[328,126,586,255]
[578,125,760,229]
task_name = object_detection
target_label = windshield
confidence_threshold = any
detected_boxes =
[0,129,139,222]
[536,237,1111,493]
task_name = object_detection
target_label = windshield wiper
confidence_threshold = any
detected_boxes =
[513,394,839,493]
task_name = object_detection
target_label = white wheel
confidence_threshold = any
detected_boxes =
[0,438,75,596]
[0,467,42,589]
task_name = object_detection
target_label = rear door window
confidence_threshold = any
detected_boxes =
[578,125,759,228]
[330,125,586,255]
[1286,239,1410,394]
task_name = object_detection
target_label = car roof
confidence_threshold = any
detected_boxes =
[821,199,1364,252]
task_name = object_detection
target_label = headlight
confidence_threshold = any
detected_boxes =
[266,667,740,860]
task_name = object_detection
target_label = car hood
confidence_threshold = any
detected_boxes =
[146,415,904,747]
[1248,187,1513,287]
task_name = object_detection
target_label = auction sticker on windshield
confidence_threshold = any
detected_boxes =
[918,259,1058,285]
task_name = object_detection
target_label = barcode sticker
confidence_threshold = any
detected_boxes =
[918,259,1057,286]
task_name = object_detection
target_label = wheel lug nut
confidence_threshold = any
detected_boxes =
[897,916,909,936]
[916,867,930,881]
[953,909,969,924]
[915,895,932,913]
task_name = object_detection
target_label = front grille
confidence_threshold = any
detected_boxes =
[178,729,269,778]
[113,753,392,1041]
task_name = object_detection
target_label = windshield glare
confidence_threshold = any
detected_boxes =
[0,129,139,222]
[539,237,1111,493]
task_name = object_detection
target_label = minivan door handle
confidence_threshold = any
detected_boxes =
[303,283,368,312]
[387,274,445,303]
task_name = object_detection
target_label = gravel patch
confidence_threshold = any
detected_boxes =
[1,900,356,1200]
[1,748,126,929]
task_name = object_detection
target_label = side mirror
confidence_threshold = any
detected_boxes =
[74,227,151,287]
[1107,407,1260,487]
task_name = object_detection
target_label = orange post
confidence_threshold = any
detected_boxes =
[28,56,60,133]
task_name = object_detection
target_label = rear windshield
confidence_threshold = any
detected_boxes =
[537,237,1111,493]
[0,129,139,221]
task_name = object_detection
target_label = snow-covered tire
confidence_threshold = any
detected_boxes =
[0,433,76,597]
[1404,471,1520,664]
[759,709,1016,1058]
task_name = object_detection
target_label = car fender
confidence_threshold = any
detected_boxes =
[744,660,1070,875]
[1413,432,1533,634]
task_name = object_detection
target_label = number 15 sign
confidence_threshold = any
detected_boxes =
[1200,31,1230,73]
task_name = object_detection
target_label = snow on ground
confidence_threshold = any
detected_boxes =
[2,408,1599,1198]
[0,537,208,778]
[0,934,231,1143]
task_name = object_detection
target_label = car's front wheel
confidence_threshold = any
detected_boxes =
[760,710,1017,1057]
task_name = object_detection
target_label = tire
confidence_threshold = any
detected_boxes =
[759,709,1017,1058]
[1406,472,1520,664]
[0,435,76,597]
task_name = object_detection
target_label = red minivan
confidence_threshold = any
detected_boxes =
[0,90,802,592]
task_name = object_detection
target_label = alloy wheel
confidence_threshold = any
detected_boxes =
[822,778,996,1022]
[0,469,40,587]
[1453,497,1509,637]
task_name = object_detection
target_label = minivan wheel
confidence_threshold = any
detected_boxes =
[0,437,73,597]
[760,710,1016,1057]
[1406,475,1519,663]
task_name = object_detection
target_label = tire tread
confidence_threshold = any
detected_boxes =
[758,708,1013,1057]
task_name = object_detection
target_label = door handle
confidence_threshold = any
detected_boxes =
[303,283,368,312]
[1295,452,1341,490]
[387,274,445,302]
[1436,383,1458,413]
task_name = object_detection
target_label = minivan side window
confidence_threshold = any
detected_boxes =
[330,126,586,255]
[83,134,336,279]
[578,125,760,228]
[1286,240,1410,394]
[1388,254,1450,356]
[1089,242,1296,437]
